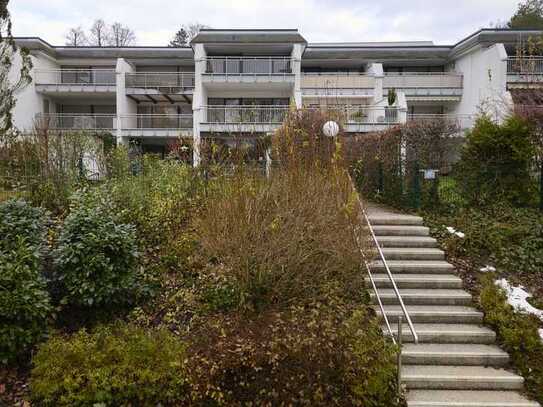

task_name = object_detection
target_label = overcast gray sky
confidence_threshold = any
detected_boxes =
[10,0,519,46]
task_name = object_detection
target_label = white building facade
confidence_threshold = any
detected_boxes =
[10,28,543,163]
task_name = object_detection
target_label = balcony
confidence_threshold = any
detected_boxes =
[336,106,401,132]
[407,114,475,131]
[35,113,115,131]
[506,57,543,88]
[301,73,375,98]
[383,73,463,100]
[125,72,195,103]
[34,69,116,95]
[202,57,294,89]
[200,105,289,133]
[120,114,193,138]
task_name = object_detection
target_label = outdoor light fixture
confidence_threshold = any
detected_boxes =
[323,120,339,138]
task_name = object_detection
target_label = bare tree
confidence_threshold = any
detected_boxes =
[89,19,109,46]
[110,22,136,46]
[65,26,87,46]
[185,22,210,43]
[169,27,188,47]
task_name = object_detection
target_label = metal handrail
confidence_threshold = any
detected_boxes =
[362,207,419,344]
[347,172,417,345]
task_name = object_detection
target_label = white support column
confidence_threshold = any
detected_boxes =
[116,58,136,146]
[397,91,408,124]
[192,44,207,167]
[291,44,304,108]
[368,63,384,105]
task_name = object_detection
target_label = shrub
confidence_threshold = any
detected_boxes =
[187,299,399,406]
[196,112,368,310]
[0,198,49,252]
[52,192,139,307]
[0,238,52,365]
[480,275,543,403]
[346,118,462,210]
[456,115,538,206]
[0,199,52,364]
[30,323,189,406]
[0,130,110,213]
[101,154,202,273]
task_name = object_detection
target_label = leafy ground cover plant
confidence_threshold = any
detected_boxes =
[30,323,189,406]
[424,204,543,298]
[187,297,399,406]
[480,275,543,403]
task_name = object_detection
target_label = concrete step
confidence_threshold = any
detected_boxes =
[381,248,445,261]
[403,365,524,390]
[385,323,496,344]
[375,305,483,324]
[402,344,509,366]
[370,260,455,274]
[368,274,463,289]
[369,214,424,226]
[407,390,541,407]
[372,225,430,236]
[377,235,438,248]
[371,289,472,305]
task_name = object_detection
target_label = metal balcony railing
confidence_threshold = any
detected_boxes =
[507,57,543,75]
[407,114,475,130]
[204,57,292,75]
[125,72,195,89]
[35,69,116,85]
[383,72,463,89]
[309,106,401,125]
[119,114,193,129]
[204,105,289,124]
[301,73,376,90]
[35,113,116,130]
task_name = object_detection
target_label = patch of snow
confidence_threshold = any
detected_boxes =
[495,279,543,320]
[446,226,465,238]
[480,265,496,273]
[539,329,543,341]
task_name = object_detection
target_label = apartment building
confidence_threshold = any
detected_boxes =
[10,28,543,164]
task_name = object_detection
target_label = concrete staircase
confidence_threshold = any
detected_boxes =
[367,207,540,407]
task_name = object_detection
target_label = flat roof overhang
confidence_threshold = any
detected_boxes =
[303,47,452,66]
[191,29,306,44]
